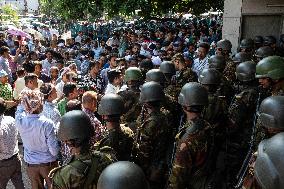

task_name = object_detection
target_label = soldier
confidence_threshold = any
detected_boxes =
[254,133,284,189]
[253,36,263,50]
[254,46,274,63]
[136,81,170,188]
[96,94,135,161]
[227,61,259,187]
[241,96,284,189]
[208,55,234,103]
[255,56,284,96]
[118,67,143,132]
[49,110,115,188]
[97,161,149,189]
[239,38,254,54]
[216,39,236,83]
[233,52,252,64]
[172,53,198,94]
[167,82,214,189]
[160,61,178,100]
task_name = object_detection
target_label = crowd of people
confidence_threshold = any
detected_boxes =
[1,14,284,189]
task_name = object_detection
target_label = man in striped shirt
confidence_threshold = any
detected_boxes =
[192,42,210,76]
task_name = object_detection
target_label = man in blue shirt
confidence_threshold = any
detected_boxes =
[15,90,59,189]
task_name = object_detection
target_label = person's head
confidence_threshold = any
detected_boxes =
[63,83,78,100]
[58,110,94,154]
[61,67,71,83]
[0,70,8,84]
[19,44,28,54]
[98,94,124,123]
[172,53,186,70]
[33,61,42,75]
[68,63,77,72]
[132,43,141,54]
[40,83,57,102]
[45,49,53,61]
[56,60,64,71]
[28,51,38,61]
[216,39,232,57]
[66,99,82,112]
[50,66,59,79]
[256,56,284,89]
[197,42,210,60]
[109,53,118,68]
[82,91,98,112]
[24,73,38,90]
[16,67,25,78]
[107,69,122,86]
[21,90,43,114]
[89,61,100,76]
[97,161,149,189]
[0,46,10,58]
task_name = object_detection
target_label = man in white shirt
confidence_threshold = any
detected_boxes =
[75,31,83,44]
[192,42,210,76]
[42,49,57,76]
[0,98,25,189]
[105,69,122,94]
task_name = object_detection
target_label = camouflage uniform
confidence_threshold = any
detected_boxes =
[136,110,170,188]
[96,125,135,161]
[175,68,198,94]
[50,149,115,189]
[223,58,236,84]
[167,117,213,189]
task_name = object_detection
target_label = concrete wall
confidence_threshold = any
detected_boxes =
[223,0,284,54]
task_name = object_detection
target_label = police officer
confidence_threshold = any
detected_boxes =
[167,82,214,189]
[136,81,170,189]
[49,110,115,188]
[256,56,284,96]
[97,161,149,189]
[97,94,135,161]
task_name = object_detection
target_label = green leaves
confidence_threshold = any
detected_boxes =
[39,0,224,21]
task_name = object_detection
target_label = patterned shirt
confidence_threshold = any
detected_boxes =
[83,108,106,142]
[192,57,209,76]
[78,74,104,94]
[0,115,19,160]
[0,83,13,100]
[42,101,61,127]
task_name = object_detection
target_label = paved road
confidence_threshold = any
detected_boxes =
[7,145,31,189]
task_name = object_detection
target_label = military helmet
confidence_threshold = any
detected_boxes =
[124,67,143,82]
[178,82,208,107]
[280,34,284,43]
[160,61,176,75]
[98,94,124,115]
[257,96,284,129]
[139,81,164,103]
[236,61,256,82]
[145,69,166,84]
[264,36,276,46]
[254,133,284,189]
[255,46,274,59]
[254,36,264,45]
[199,68,221,85]
[233,52,252,63]
[97,161,149,189]
[217,39,232,51]
[255,56,284,80]
[58,110,93,141]
[208,55,226,72]
[139,60,154,70]
[240,38,254,49]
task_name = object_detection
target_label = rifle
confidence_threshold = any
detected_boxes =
[234,92,261,189]
[165,114,184,188]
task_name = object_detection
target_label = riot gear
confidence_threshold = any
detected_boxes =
[178,82,209,107]
[139,81,164,103]
[256,56,284,80]
[235,61,256,82]
[198,68,221,85]
[58,110,94,142]
[97,161,149,189]
[98,94,124,115]
[145,69,166,85]
[258,96,284,129]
